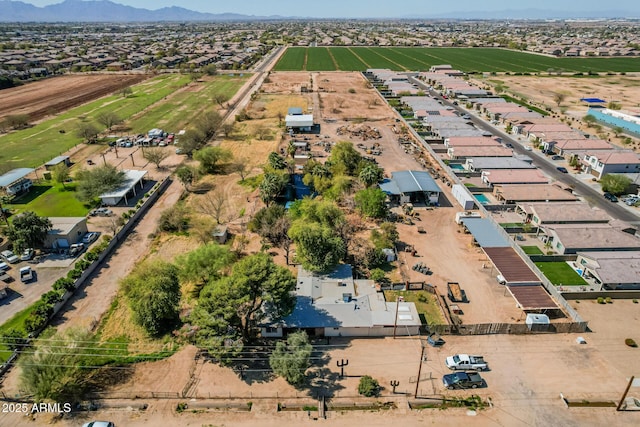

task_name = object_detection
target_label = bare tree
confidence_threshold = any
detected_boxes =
[195,189,228,224]
[75,121,100,143]
[553,92,567,107]
[213,93,230,108]
[108,216,125,236]
[221,122,235,138]
[232,157,250,181]
[254,125,271,140]
[96,111,122,131]
[143,147,170,169]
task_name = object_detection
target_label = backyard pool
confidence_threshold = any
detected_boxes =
[474,194,490,204]
[449,163,465,171]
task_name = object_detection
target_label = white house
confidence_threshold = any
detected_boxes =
[0,168,34,196]
[581,150,640,179]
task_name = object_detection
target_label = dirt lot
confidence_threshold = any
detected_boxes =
[0,74,148,122]
[470,74,640,151]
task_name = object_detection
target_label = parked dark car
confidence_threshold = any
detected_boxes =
[442,372,485,390]
[551,155,564,160]
[556,167,568,173]
[604,192,618,202]
[505,143,514,148]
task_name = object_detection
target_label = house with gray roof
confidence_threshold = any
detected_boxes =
[261,265,421,338]
[379,170,442,205]
[576,251,640,290]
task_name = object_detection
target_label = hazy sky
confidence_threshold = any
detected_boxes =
[21,0,640,18]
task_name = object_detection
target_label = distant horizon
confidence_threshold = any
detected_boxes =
[9,0,640,19]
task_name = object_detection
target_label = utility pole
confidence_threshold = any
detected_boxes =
[337,359,349,378]
[414,340,426,398]
[617,376,635,411]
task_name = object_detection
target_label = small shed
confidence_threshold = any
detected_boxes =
[44,156,71,170]
[525,313,550,331]
[382,248,396,262]
[212,225,228,244]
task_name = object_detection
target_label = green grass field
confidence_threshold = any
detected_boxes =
[274,47,640,73]
[127,74,249,134]
[0,74,190,171]
[534,262,588,286]
[7,182,90,217]
[384,290,444,325]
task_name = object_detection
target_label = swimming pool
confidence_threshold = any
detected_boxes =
[474,194,490,204]
[449,163,465,171]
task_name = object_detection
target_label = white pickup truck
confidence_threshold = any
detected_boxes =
[445,354,488,371]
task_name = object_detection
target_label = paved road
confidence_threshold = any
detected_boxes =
[409,76,640,225]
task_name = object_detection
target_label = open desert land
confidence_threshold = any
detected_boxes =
[0,74,149,123]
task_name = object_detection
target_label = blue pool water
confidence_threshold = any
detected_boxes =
[474,194,490,204]
[449,163,465,171]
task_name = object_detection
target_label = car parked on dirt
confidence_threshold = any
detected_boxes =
[20,248,35,261]
[19,266,34,283]
[90,207,113,217]
[82,232,99,244]
[442,372,485,390]
[1,250,19,264]
[0,261,9,271]
[82,422,115,427]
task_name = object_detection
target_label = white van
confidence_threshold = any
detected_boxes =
[496,275,506,285]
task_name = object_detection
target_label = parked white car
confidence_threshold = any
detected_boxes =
[82,232,99,244]
[1,250,19,264]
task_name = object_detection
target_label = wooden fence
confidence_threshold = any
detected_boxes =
[427,321,588,336]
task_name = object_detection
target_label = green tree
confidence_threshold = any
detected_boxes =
[358,162,383,187]
[203,64,218,76]
[121,260,181,336]
[288,198,345,229]
[289,221,345,272]
[269,331,312,386]
[158,203,190,233]
[583,114,597,127]
[7,211,52,251]
[76,164,126,202]
[52,163,70,189]
[143,147,170,169]
[178,128,206,156]
[327,141,362,176]
[268,151,287,170]
[355,188,388,219]
[249,205,292,264]
[358,375,380,397]
[259,171,289,206]
[607,101,622,110]
[192,253,296,354]
[175,165,197,190]
[612,126,624,137]
[600,174,632,195]
[194,146,233,174]
[176,243,235,295]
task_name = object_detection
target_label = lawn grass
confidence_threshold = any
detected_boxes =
[521,246,544,255]
[127,74,249,134]
[274,47,640,73]
[7,182,90,217]
[0,74,190,171]
[534,262,588,286]
[383,290,444,325]
[306,47,337,71]
[0,305,34,362]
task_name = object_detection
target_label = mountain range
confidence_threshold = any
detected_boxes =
[0,0,284,22]
[0,0,636,22]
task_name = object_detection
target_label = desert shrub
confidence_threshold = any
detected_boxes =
[358,375,380,397]
[597,297,605,304]
[625,338,638,348]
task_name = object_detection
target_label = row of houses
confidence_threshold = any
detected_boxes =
[414,68,640,290]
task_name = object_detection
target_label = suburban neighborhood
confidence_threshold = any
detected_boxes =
[1,3,640,427]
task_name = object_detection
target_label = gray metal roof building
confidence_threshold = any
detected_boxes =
[460,217,511,248]
[389,170,442,194]
[0,168,34,188]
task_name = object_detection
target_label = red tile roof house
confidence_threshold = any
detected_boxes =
[581,150,640,179]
